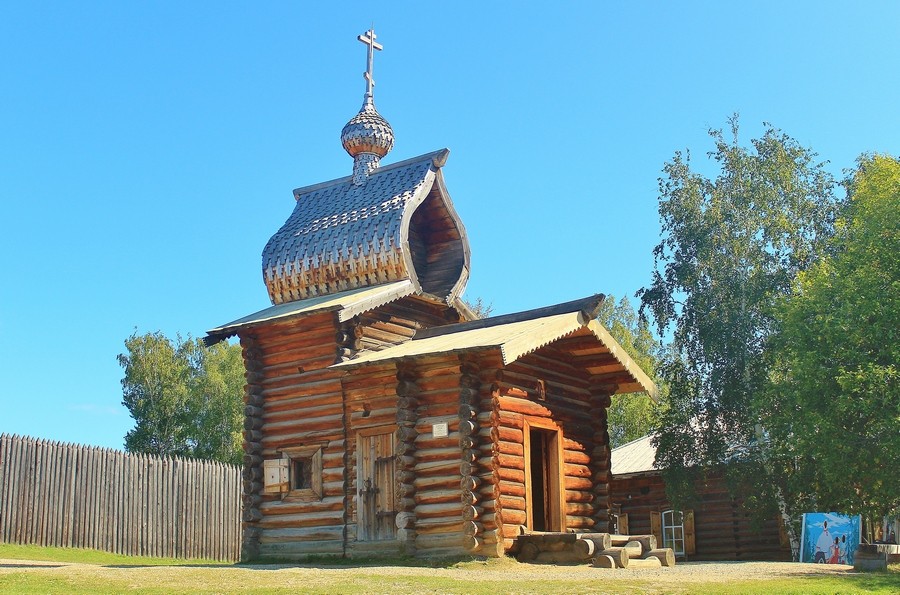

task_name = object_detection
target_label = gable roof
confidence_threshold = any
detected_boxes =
[333,294,658,398]
[610,434,658,477]
[261,149,470,306]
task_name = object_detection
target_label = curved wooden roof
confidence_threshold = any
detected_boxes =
[261,149,470,305]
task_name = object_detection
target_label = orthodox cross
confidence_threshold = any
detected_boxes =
[357,28,382,99]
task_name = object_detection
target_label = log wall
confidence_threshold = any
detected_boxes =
[408,355,465,555]
[610,471,790,561]
[241,312,348,560]
[343,361,402,555]
[492,348,609,551]
[357,296,461,352]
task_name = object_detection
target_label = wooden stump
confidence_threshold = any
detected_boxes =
[643,548,676,567]
[599,547,630,568]
[592,554,616,569]
[620,541,643,559]
[574,536,613,560]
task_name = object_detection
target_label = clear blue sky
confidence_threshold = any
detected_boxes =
[2,2,898,449]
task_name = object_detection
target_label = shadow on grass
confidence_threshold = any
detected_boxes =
[0,563,67,569]
[237,554,497,570]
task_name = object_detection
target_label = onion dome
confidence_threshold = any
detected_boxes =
[341,97,394,159]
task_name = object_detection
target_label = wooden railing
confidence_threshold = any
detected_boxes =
[0,434,242,561]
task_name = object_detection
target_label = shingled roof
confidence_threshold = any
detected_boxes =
[261,148,470,306]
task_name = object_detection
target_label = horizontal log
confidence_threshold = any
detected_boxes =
[644,548,675,567]
[414,531,462,551]
[628,557,662,569]
[534,550,586,564]
[498,467,525,483]
[497,440,524,457]
[610,534,657,553]
[416,501,464,520]
[414,518,463,535]
[622,541,644,559]
[599,547,629,568]
[516,542,540,562]
[497,453,525,471]
[497,395,553,418]
[592,554,616,568]
[497,426,524,443]
[499,494,525,512]
[257,540,344,557]
[501,508,527,526]
[574,535,612,558]
[499,480,526,499]
[414,489,460,506]
[565,502,596,516]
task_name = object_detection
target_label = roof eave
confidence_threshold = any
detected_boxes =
[587,320,658,401]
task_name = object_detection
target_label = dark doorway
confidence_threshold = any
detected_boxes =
[528,427,555,532]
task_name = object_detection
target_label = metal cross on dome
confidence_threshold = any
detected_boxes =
[358,28,382,99]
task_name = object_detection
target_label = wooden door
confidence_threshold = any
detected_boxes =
[357,428,398,541]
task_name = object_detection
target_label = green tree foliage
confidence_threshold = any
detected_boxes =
[759,155,900,519]
[119,332,244,465]
[638,116,840,506]
[596,295,664,448]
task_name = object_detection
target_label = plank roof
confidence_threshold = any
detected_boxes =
[610,434,658,477]
[204,280,416,345]
[333,294,658,398]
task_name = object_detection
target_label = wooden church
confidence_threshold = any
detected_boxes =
[205,29,656,560]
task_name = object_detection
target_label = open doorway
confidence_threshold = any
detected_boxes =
[525,423,564,532]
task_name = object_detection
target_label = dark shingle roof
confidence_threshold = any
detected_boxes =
[261,149,468,305]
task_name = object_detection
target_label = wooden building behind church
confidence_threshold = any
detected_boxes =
[609,436,791,561]
[206,31,656,560]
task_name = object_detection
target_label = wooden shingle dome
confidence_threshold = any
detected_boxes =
[261,149,470,305]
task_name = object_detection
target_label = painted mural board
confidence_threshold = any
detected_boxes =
[799,512,861,565]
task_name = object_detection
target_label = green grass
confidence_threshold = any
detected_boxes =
[0,543,229,566]
[684,570,900,595]
[1,544,898,594]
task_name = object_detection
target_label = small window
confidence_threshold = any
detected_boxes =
[263,444,324,501]
[292,458,312,490]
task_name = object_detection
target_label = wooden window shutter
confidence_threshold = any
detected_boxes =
[263,458,289,494]
[618,513,629,535]
[684,510,696,555]
[650,511,662,544]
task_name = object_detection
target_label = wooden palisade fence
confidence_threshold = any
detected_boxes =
[0,434,242,561]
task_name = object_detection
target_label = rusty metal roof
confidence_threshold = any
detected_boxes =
[204,280,416,345]
[610,434,658,476]
[261,149,469,306]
